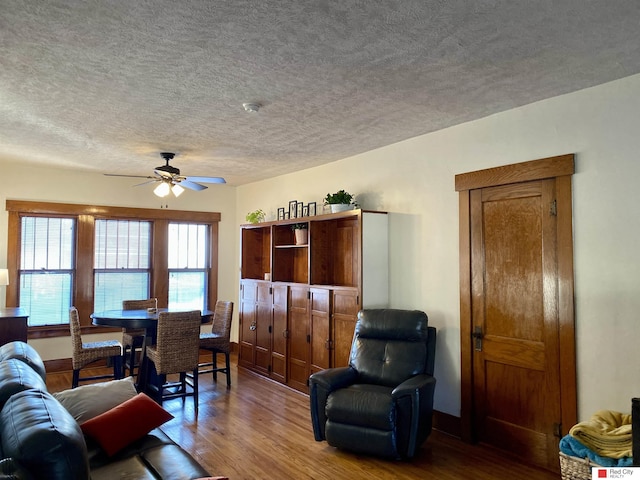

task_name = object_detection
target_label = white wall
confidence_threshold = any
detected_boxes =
[3,73,640,421]
[0,165,238,361]
[235,73,640,420]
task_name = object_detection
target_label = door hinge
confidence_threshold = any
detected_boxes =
[306,334,311,343]
[553,422,562,438]
[550,199,557,216]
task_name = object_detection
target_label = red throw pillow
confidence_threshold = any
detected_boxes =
[80,392,174,456]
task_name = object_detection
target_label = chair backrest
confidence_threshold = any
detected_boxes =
[68,307,83,356]
[211,301,234,339]
[122,298,156,310]
[349,309,434,387]
[154,310,201,374]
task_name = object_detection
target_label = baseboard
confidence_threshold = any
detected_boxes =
[432,409,462,439]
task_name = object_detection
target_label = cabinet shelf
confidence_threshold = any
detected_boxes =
[274,244,308,249]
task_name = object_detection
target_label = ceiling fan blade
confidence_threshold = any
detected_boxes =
[133,179,160,187]
[179,180,208,191]
[185,176,226,184]
[104,174,156,179]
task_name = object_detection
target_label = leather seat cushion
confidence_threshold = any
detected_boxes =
[88,429,210,478]
[326,384,394,431]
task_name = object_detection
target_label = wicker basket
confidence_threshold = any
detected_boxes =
[559,451,601,480]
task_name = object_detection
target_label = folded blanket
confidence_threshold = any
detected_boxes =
[569,410,632,458]
[560,434,632,467]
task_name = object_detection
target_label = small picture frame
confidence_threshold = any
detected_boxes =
[289,200,298,219]
[303,205,309,217]
[307,202,317,216]
[284,211,290,220]
[277,207,285,220]
[296,202,304,218]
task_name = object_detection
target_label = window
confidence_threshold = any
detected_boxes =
[19,216,75,326]
[5,200,220,337]
[168,223,209,311]
[94,220,151,311]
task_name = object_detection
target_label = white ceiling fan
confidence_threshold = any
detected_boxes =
[105,152,226,197]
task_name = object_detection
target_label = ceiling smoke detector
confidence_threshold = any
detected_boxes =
[242,103,261,113]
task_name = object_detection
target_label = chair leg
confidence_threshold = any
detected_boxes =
[224,352,231,388]
[113,354,123,379]
[128,345,136,377]
[179,372,187,404]
[212,350,217,383]
[155,373,166,406]
[192,367,199,415]
[72,369,80,388]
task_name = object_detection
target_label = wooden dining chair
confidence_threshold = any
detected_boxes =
[144,310,201,412]
[122,298,156,377]
[195,300,234,388]
[69,307,123,388]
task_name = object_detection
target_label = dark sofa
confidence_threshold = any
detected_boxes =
[0,341,212,480]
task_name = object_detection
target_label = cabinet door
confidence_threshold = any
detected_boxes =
[309,287,330,375]
[287,285,310,392]
[254,282,273,376]
[238,280,258,369]
[331,287,359,368]
[270,284,288,383]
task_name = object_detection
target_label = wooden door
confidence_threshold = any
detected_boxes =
[288,285,310,392]
[471,180,560,469]
[270,284,288,384]
[238,280,257,370]
[309,287,330,375]
[254,282,273,376]
[457,155,576,473]
[331,287,359,367]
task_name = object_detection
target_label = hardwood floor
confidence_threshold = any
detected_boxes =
[46,355,559,479]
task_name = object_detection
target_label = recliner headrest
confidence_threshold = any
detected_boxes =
[355,309,428,342]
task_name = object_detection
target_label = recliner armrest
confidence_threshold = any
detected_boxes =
[391,374,437,458]
[309,367,357,391]
[391,373,435,399]
[309,367,358,441]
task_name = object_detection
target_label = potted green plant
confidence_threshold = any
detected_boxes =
[291,223,308,245]
[245,209,265,224]
[324,190,354,213]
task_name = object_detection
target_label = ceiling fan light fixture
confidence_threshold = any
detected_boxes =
[171,183,185,197]
[154,181,171,197]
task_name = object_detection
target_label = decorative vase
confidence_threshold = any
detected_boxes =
[330,204,352,213]
[294,229,308,245]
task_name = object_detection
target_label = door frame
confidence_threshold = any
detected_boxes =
[455,154,577,443]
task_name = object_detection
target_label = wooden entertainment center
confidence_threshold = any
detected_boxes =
[238,208,388,393]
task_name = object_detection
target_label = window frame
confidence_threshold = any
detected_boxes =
[5,200,220,338]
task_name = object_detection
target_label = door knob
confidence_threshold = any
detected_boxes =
[472,326,483,351]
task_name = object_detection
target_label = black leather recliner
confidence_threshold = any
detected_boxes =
[309,309,436,459]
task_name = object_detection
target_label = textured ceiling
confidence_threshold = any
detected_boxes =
[2,1,640,186]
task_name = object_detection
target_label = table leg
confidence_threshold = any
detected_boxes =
[135,327,154,393]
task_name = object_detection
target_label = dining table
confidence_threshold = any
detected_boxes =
[91,308,213,393]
